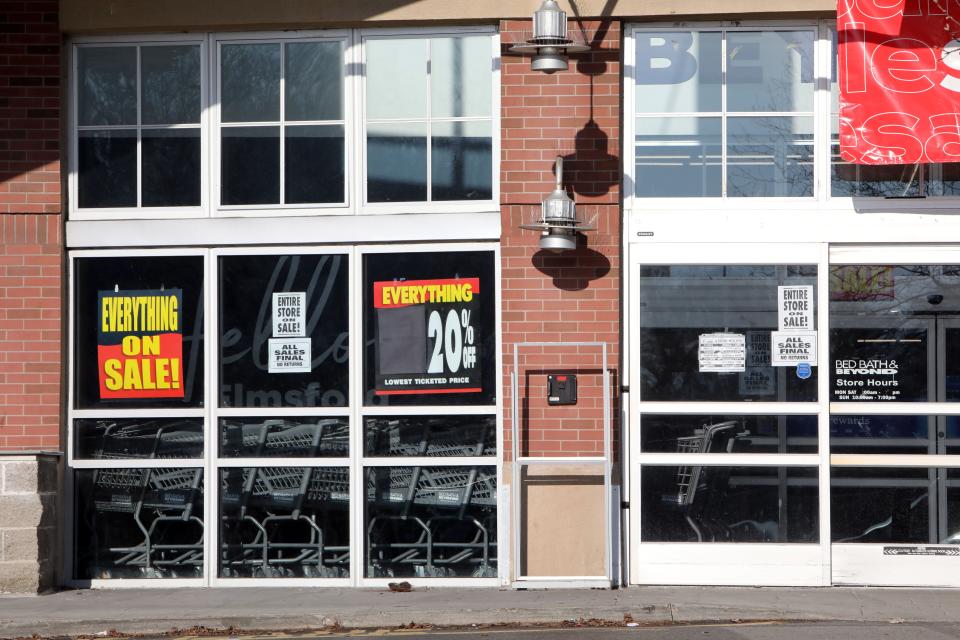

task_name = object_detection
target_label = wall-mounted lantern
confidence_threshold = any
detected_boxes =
[509,0,588,73]
[521,156,594,252]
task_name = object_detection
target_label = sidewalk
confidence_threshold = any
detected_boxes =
[1,585,958,637]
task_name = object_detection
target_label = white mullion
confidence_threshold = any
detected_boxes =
[69,458,206,469]
[203,248,215,586]
[720,28,728,199]
[279,42,286,205]
[635,452,820,467]
[349,246,363,585]
[136,45,142,209]
[426,37,433,203]
[362,456,496,468]
[831,454,960,468]
[70,408,207,419]
[359,404,496,416]
[635,401,819,415]
[816,241,831,585]
[216,457,351,468]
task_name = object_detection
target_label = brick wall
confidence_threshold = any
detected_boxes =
[500,19,621,458]
[0,0,63,451]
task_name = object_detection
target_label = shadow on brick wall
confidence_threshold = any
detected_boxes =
[532,234,611,291]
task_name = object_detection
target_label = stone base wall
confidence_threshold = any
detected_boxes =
[0,454,60,594]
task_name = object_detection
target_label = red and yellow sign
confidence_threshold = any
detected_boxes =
[97,289,184,399]
[373,278,480,309]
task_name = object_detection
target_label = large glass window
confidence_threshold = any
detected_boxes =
[633,29,814,198]
[75,43,203,210]
[217,39,346,207]
[364,35,494,204]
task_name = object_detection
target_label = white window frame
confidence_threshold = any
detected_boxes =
[211,30,354,217]
[357,26,501,216]
[68,35,210,222]
[625,19,960,219]
[65,242,504,588]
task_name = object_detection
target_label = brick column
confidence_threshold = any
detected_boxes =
[0,0,63,452]
[499,19,621,579]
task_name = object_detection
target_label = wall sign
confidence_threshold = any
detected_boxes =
[272,292,306,338]
[838,0,960,164]
[268,337,312,373]
[771,331,818,366]
[778,285,813,331]
[97,289,184,399]
[373,277,482,395]
[698,333,745,373]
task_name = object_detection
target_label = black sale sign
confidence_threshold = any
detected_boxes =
[372,278,481,395]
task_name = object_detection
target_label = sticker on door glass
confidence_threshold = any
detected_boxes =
[272,292,306,338]
[268,338,312,373]
[97,288,184,399]
[778,285,813,331]
[373,278,481,395]
[698,333,745,373]
[771,331,817,366]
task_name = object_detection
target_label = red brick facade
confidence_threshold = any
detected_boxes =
[500,20,621,458]
[0,0,62,451]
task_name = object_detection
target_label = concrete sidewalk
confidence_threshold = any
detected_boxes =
[0,585,957,638]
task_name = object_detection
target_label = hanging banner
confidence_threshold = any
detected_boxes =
[97,289,184,399]
[838,0,960,164]
[373,277,481,395]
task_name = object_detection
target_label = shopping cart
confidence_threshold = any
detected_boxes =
[366,466,497,578]
[366,417,496,458]
[664,420,741,542]
[224,418,349,458]
[220,465,350,577]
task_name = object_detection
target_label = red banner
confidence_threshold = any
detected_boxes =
[838,0,960,164]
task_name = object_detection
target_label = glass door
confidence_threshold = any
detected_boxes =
[628,243,828,586]
[829,249,960,586]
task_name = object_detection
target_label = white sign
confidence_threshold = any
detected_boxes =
[778,285,813,332]
[268,337,311,373]
[771,331,817,366]
[272,292,306,338]
[698,333,745,373]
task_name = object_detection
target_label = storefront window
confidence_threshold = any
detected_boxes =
[218,39,346,207]
[76,43,202,209]
[633,29,814,198]
[640,415,817,454]
[365,35,493,203]
[218,253,349,408]
[638,265,818,402]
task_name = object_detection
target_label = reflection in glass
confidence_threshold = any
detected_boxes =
[142,129,201,207]
[638,265,818,401]
[641,466,818,542]
[74,468,204,579]
[78,47,137,126]
[218,254,349,408]
[367,122,427,202]
[727,116,814,197]
[365,466,497,577]
[365,38,429,120]
[641,415,817,454]
[431,120,492,201]
[75,418,204,460]
[831,467,960,543]
[220,44,280,123]
[830,134,922,197]
[221,127,280,205]
[431,36,492,118]
[726,31,814,113]
[78,130,137,208]
[635,117,721,197]
[830,415,936,454]
[220,467,349,578]
[365,416,496,457]
[220,418,349,458]
[284,125,345,204]
[634,31,721,113]
[284,41,343,122]
[141,45,201,125]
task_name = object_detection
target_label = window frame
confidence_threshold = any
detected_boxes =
[68,35,210,221]
[211,30,353,217]
[624,19,960,215]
